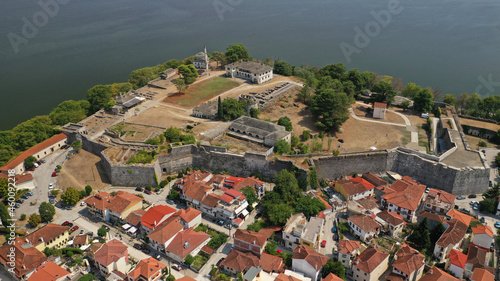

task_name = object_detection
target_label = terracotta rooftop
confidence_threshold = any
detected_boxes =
[337,239,360,255]
[356,196,379,210]
[140,205,176,229]
[471,224,494,238]
[171,207,202,223]
[27,261,70,281]
[392,244,425,276]
[260,252,285,273]
[352,245,389,274]
[427,188,456,205]
[470,268,495,281]
[25,223,70,247]
[348,176,376,190]
[128,257,166,280]
[73,234,88,245]
[323,273,344,281]
[234,229,270,248]
[377,210,405,226]
[275,273,303,281]
[147,217,183,244]
[313,192,333,210]
[446,209,473,226]
[466,244,490,272]
[419,211,448,225]
[108,191,142,214]
[382,181,425,211]
[85,191,112,211]
[0,133,67,172]
[374,102,387,109]
[293,245,329,270]
[0,238,47,278]
[348,214,381,233]
[183,181,213,202]
[94,239,128,267]
[362,172,387,186]
[420,267,459,281]
[201,245,214,255]
[336,179,368,196]
[448,249,467,269]
[233,176,264,192]
[436,220,468,247]
[179,170,212,187]
[165,227,210,260]
[222,249,260,273]
[124,209,146,226]
[176,277,197,281]
[200,193,220,207]
[0,173,33,184]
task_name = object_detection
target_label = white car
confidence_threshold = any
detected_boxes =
[49,183,54,189]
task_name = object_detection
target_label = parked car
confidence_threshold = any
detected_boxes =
[40,159,46,163]
[166,200,175,205]
[172,264,182,271]
[480,217,486,223]
[495,221,500,229]
[457,196,465,200]
[87,231,93,236]
[144,189,152,195]
[224,223,233,230]
[338,139,344,143]
[459,208,470,214]
[135,187,143,192]
[156,189,162,195]
[61,144,70,149]
[102,225,110,231]
[216,258,224,267]
[49,183,54,189]
[217,220,224,226]
[491,243,495,252]
[70,226,79,232]
[141,248,151,254]
[52,172,57,177]
[80,202,86,206]
[425,187,431,193]
[133,244,142,250]
[468,194,477,198]
[21,195,29,200]
[454,205,459,209]
[154,254,162,261]
[321,240,326,248]
[16,199,24,204]
[49,198,55,204]
[26,191,33,196]
[333,233,339,241]
[255,213,262,220]
[79,230,84,235]
[34,163,39,168]
[27,167,35,171]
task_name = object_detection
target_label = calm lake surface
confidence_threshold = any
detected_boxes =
[1,0,499,130]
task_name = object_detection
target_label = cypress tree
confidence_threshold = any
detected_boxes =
[217,96,223,120]
[0,202,11,228]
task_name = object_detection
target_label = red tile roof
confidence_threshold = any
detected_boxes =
[27,261,70,281]
[260,252,285,273]
[73,235,88,246]
[223,176,246,187]
[0,173,33,184]
[349,214,381,233]
[94,239,128,267]
[108,191,142,214]
[471,224,494,238]
[147,217,184,244]
[180,171,212,188]
[183,181,212,202]
[234,229,270,248]
[165,227,210,260]
[420,267,459,281]
[352,245,389,274]
[221,249,260,272]
[362,172,387,186]
[419,211,448,225]
[200,193,220,207]
[377,210,405,226]
[225,188,243,199]
[336,179,368,197]
[436,220,468,247]
[128,257,166,280]
[323,273,344,281]
[176,277,197,281]
[171,207,202,223]
[293,245,329,270]
[232,176,264,192]
[392,245,425,276]
[314,193,333,210]
[448,249,467,269]
[446,209,473,226]
[1,133,67,172]
[356,196,379,210]
[374,102,387,109]
[25,223,70,247]
[124,209,146,227]
[382,181,426,211]
[337,239,360,255]
[471,268,495,281]
[348,176,376,190]
[220,193,235,204]
[0,239,47,278]
[275,273,302,281]
[140,205,176,230]
[201,245,214,255]
[427,189,456,205]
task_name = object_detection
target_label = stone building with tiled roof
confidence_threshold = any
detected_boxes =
[470,268,495,281]
[225,61,273,84]
[381,178,426,223]
[23,223,71,251]
[165,227,210,263]
[337,239,360,268]
[140,205,176,235]
[148,217,184,252]
[389,244,425,281]
[376,210,405,238]
[352,245,389,281]
[348,214,381,243]
[334,179,373,201]
[446,249,467,279]
[233,229,271,256]
[85,191,142,222]
[464,244,494,279]
[470,224,494,249]
[433,219,468,263]
[0,237,47,279]
[228,116,291,147]
[127,257,166,281]
[94,239,129,277]
[424,188,456,214]
[420,267,459,281]
[26,261,70,281]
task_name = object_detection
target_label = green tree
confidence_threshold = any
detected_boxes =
[319,63,346,80]
[414,88,434,113]
[265,241,278,255]
[39,202,56,222]
[85,185,92,196]
[346,68,366,94]
[217,97,224,120]
[97,227,107,237]
[177,64,198,84]
[173,79,188,93]
[0,178,11,199]
[87,85,112,114]
[372,81,397,106]
[291,136,300,148]
[274,140,291,155]
[273,60,293,76]
[408,217,430,251]
[0,202,12,228]
[71,140,82,153]
[266,203,293,226]
[226,43,252,63]
[166,275,176,281]
[221,98,247,120]
[483,183,500,199]
[278,116,293,132]
[302,130,311,141]
[212,51,227,68]
[29,213,41,227]
[401,100,410,111]
[61,187,81,205]
[401,83,422,99]
[294,196,325,218]
[310,89,351,132]
[49,100,89,125]
[249,108,261,118]
[24,155,37,169]
[78,274,98,281]
[309,167,319,189]
[430,223,445,246]
[274,169,300,203]
[479,199,496,214]
[164,127,183,143]
[443,94,457,105]
[434,107,441,118]
[128,66,162,88]
[298,83,314,104]
[322,259,345,279]
[184,254,194,266]
[242,187,258,205]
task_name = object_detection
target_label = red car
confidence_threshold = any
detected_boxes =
[70,226,79,232]
[62,221,70,226]
[144,189,152,195]
[52,172,57,177]
[321,240,327,248]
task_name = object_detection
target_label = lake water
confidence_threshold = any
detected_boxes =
[1,0,499,130]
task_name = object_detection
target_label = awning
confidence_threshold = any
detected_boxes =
[80,244,90,251]
[129,227,138,234]
[122,224,131,230]
[241,209,249,217]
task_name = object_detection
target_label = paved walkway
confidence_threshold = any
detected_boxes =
[351,102,423,151]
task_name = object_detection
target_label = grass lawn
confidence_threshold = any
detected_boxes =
[166,77,240,107]
[191,255,208,271]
